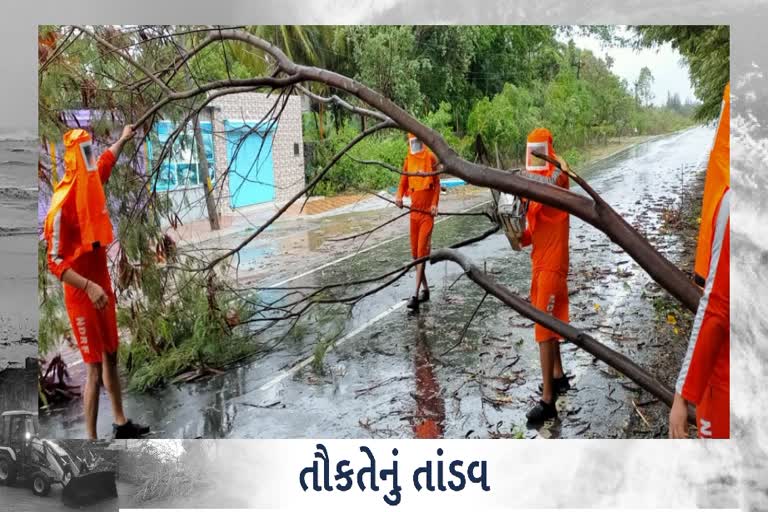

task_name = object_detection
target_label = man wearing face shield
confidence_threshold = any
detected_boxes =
[518,127,572,424]
[44,125,150,440]
[395,134,441,311]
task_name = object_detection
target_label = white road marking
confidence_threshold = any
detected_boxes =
[256,199,492,390]
[266,200,491,288]
[258,299,408,390]
[267,236,401,288]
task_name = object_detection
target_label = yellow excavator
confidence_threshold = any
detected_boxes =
[0,411,117,506]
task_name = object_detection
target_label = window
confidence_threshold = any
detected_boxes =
[148,120,216,192]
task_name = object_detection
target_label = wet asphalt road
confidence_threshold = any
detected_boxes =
[40,126,714,439]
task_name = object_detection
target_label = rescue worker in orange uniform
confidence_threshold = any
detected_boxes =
[519,128,572,423]
[669,83,730,439]
[395,133,441,312]
[670,188,730,438]
[44,125,150,440]
[693,83,730,287]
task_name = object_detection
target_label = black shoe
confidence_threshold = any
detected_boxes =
[406,296,420,311]
[526,399,558,424]
[113,419,150,439]
[418,289,430,303]
[538,375,571,395]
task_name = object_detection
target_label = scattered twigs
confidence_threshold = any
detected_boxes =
[441,292,489,356]
[632,399,652,429]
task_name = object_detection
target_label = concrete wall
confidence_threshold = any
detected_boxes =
[165,187,211,226]
[209,92,305,212]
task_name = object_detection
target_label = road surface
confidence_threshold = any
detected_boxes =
[40,126,714,439]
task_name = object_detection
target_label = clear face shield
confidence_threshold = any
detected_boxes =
[525,141,549,172]
[79,140,98,172]
[409,138,424,155]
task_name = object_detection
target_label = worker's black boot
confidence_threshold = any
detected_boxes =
[526,399,557,424]
[538,375,571,395]
[113,419,150,439]
[406,296,420,311]
[418,288,430,303]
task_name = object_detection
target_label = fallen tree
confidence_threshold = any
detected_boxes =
[39,25,705,420]
[89,25,700,311]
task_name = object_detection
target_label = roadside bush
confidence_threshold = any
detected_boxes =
[116,271,255,391]
[307,123,405,196]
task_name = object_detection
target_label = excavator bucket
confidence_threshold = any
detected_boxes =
[61,470,117,507]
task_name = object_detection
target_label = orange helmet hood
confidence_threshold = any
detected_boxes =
[44,129,114,260]
[408,133,427,155]
[525,128,557,174]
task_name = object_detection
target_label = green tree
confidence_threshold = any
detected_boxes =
[412,26,478,130]
[225,26,336,139]
[635,66,654,107]
[466,83,540,164]
[632,25,728,121]
[343,26,428,115]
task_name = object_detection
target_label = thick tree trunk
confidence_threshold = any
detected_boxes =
[193,113,220,231]
[318,103,326,141]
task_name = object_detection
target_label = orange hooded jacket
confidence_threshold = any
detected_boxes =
[44,129,116,280]
[693,83,730,286]
[520,128,570,275]
[677,188,730,423]
[396,133,440,214]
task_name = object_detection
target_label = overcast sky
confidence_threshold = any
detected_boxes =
[564,26,696,107]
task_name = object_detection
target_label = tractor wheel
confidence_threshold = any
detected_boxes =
[0,454,17,485]
[31,472,51,497]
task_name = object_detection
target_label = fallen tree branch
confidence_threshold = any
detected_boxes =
[296,84,390,122]
[348,187,490,219]
[76,25,174,96]
[347,154,445,177]
[429,248,695,424]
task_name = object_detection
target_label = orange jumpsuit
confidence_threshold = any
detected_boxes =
[676,188,730,438]
[44,129,119,364]
[520,128,570,343]
[396,135,440,259]
[694,83,730,286]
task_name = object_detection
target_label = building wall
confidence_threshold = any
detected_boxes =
[0,360,37,414]
[209,92,305,212]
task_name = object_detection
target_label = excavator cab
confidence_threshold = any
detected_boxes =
[0,411,47,494]
[0,411,117,505]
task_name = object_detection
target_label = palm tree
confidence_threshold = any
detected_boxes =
[227,26,339,140]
